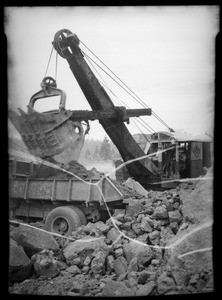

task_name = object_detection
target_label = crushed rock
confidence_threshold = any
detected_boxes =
[9,172,214,296]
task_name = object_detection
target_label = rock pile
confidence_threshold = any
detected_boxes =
[40,159,96,180]
[9,174,214,296]
[46,160,145,199]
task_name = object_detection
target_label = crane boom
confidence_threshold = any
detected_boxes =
[53,29,159,182]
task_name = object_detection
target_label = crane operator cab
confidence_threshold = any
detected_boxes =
[145,131,212,188]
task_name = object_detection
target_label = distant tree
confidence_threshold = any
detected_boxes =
[111,148,117,159]
[93,145,100,160]
[80,138,102,160]
[85,149,91,160]
[110,141,121,158]
[99,136,112,160]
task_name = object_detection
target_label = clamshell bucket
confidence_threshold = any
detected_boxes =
[8,77,85,164]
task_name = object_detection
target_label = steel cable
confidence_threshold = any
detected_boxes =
[80,40,174,132]
[44,46,54,78]
[85,55,155,137]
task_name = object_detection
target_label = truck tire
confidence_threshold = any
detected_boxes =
[45,206,85,236]
[68,206,87,226]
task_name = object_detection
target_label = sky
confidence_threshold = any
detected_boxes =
[5,6,219,140]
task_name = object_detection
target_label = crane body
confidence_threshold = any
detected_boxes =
[52,29,159,185]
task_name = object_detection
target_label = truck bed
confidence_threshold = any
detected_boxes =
[9,176,123,203]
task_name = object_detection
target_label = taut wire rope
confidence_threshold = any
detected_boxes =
[80,40,174,132]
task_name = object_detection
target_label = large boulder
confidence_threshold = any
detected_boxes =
[102,280,134,296]
[123,240,153,267]
[181,177,213,224]
[65,265,81,275]
[132,222,143,235]
[168,210,183,224]
[127,256,138,273]
[106,227,122,244]
[93,221,110,234]
[125,199,145,217]
[164,177,213,292]
[153,205,168,220]
[136,281,156,296]
[90,249,108,275]
[9,238,33,283]
[166,224,213,287]
[63,236,109,266]
[11,225,59,257]
[137,270,156,284]
[140,217,153,233]
[31,249,60,279]
[157,271,176,294]
[124,178,148,198]
[148,230,160,245]
[113,256,128,276]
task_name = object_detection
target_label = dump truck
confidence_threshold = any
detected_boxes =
[9,157,127,235]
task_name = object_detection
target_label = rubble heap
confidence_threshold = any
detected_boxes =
[9,171,214,296]
[46,160,96,180]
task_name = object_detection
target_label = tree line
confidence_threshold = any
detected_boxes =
[80,136,120,161]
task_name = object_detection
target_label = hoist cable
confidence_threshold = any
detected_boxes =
[81,41,173,131]
[85,55,155,135]
[83,49,171,131]
[81,40,151,108]
[55,51,58,82]
[151,112,173,131]
[44,46,54,78]
[82,50,142,106]
[85,53,156,134]
[85,55,155,137]
[137,117,155,133]
[80,40,174,131]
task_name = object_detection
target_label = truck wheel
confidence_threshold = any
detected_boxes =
[68,206,87,226]
[45,206,85,236]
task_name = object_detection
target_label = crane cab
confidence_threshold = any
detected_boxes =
[146,131,213,188]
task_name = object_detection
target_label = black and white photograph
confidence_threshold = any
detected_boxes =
[6,5,217,296]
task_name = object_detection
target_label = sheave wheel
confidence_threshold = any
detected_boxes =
[45,206,86,236]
